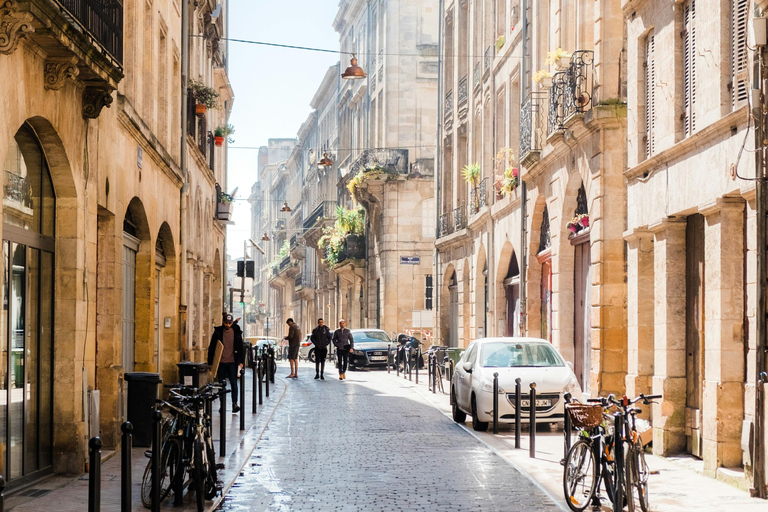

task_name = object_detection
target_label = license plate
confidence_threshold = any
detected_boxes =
[370,356,387,361]
[521,399,551,408]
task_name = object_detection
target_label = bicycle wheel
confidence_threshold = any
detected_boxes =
[193,438,206,512]
[204,435,218,499]
[626,440,649,512]
[563,438,598,511]
[140,438,180,509]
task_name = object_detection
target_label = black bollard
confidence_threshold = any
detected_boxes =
[493,372,499,434]
[265,352,270,398]
[563,392,572,462]
[258,357,263,405]
[396,346,401,377]
[427,352,432,390]
[252,356,258,413]
[529,382,537,458]
[388,343,391,374]
[151,410,162,512]
[89,437,102,512]
[239,365,246,431]
[431,353,436,394]
[408,347,412,381]
[269,349,276,384]
[0,475,5,512]
[121,422,133,512]
[415,347,419,384]
[219,389,227,458]
[514,378,522,449]
[613,411,625,512]
[445,356,452,383]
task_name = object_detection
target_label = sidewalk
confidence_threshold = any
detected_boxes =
[381,367,768,512]
[6,366,287,512]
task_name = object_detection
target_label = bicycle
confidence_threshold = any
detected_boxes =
[427,346,448,394]
[616,393,660,512]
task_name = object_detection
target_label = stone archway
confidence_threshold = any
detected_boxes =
[526,194,549,339]
[156,222,179,383]
[440,264,457,346]
[495,241,520,336]
[123,197,153,372]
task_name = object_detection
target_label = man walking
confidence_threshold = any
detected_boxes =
[207,313,244,413]
[310,318,332,379]
[332,319,354,380]
[284,318,302,378]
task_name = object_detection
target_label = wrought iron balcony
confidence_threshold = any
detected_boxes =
[59,0,123,62]
[349,148,409,176]
[277,255,291,273]
[548,50,594,134]
[458,75,468,106]
[520,91,548,161]
[484,45,492,71]
[444,90,453,120]
[295,273,316,292]
[438,211,453,238]
[469,177,488,216]
[336,234,365,265]
[474,62,481,89]
[453,204,467,230]
[303,201,337,230]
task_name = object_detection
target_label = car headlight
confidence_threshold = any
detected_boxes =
[564,375,582,397]
[480,380,505,393]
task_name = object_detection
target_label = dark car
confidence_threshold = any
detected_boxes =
[348,329,393,369]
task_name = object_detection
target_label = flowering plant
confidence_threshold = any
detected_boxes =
[546,48,572,66]
[218,192,234,204]
[532,70,553,84]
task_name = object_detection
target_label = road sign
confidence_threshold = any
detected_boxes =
[400,256,420,265]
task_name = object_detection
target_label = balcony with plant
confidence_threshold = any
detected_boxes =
[492,148,519,198]
[216,189,234,221]
[189,79,220,116]
[317,206,365,267]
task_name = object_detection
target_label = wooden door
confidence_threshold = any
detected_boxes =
[685,214,705,457]
[573,241,592,392]
[449,286,459,347]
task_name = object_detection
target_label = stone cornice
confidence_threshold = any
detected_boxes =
[698,196,745,217]
[117,94,183,187]
[435,227,470,250]
[624,107,748,181]
[648,217,686,235]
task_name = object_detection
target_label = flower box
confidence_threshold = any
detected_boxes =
[216,201,232,221]
[579,216,589,228]
[557,55,571,70]
[540,76,553,88]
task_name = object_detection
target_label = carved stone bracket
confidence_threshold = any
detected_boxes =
[82,86,114,119]
[0,0,34,55]
[44,57,80,90]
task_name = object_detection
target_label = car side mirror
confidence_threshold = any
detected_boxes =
[566,361,574,371]
[462,361,473,374]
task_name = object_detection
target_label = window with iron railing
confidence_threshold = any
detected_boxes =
[59,0,124,63]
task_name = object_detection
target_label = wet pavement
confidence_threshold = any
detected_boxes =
[217,365,561,512]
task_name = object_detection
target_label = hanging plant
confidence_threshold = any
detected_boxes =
[346,166,386,199]
[461,163,481,187]
[532,70,553,88]
[546,47,572,69]
[319,206,365,265]
[189,79,220,115]
[214,124,235,146]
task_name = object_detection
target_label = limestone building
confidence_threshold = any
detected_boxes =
[0,0,230,484]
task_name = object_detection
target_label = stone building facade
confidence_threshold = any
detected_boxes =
[0,0,229,485]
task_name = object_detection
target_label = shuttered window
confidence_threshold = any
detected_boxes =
[732,0,748,107]
[683,0,696,137]
[645,32,656,158]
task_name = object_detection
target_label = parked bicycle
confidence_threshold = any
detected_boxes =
[141,382,225,511]
[427,345,448,394]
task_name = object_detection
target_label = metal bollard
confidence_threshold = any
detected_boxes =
[396,346,401,377]
[445,356,451,383]
[89,436,102,512]
[219,389,227,458]
[563,392,572,461]
[258,357,263,405]
[252,356,259,413]
[151,410,162,512]
[529,382,537,458]
[431,353,437,394]
[0,475,5,512]
[388,343,391,374]
[239,365,246,430]
[493,372,499,434]
[427,352,432,390]
[415,348,419,384]
[514,378,522,449]
[265,352,270,398]
[613,411,625,512]
[408,347,412,381]
[121,422,133,512]
[269,349,276,384]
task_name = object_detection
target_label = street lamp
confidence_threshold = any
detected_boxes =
[318,152,334,168]
[261,232,270,241]
[341,54,366,80]
[280,201,292,212]
[239,239,266,338]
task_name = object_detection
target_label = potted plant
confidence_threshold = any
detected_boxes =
[566,216,581,233]
[500,167,519,196]
[214,124,235,147]
[532,70,553,88]
[189,79,219,116]
[495,35,506,51]
[217,191,234,221]
[546,48,572,70]
[579,213,589,228]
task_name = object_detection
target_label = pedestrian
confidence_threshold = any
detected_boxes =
[332,319,354,380]
[207,313,243,413]
[310,318,333,380]
[284,317,302,378]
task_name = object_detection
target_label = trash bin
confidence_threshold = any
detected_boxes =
[124,372,162,447]
[177,361,210,388]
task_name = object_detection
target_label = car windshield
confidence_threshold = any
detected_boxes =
[353,331,390,343]
[480,342,564,368]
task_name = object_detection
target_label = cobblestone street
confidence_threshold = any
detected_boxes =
[217,365,561,512]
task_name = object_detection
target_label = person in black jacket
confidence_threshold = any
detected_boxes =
[310,318,333,380]
[332,319,354,380]
[207,313,244,412]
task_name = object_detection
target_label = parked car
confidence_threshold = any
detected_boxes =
[348,329,393,369]
[299,335,313,360]
[450,337,582,432]
[244,337,279,375]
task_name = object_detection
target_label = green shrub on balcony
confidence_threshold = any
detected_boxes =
[268,240,290,269]
[318,206,365,266]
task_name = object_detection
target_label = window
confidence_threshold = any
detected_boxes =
[732,0,748,107]
[425,275,433,310]
[645,32,656,158]
[683,0,696,136]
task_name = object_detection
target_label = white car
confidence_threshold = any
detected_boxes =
[450,337,582,431]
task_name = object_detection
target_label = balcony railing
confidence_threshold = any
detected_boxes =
[278,255,291,273]
[474,62,481,88]
[304,201,337,230]
[59,0,124,63]
[454,204,467,230]
[469,177,488,215]
[458,75,468,105]
[295,273,316,291]
[349,148,409,176]
[438,204,468,238]
[290,233,300,248]
[548,50,594,134]
[484,45,492,71]
[444,90,453,119]
[337,234,365,264]
[520,91,549,160]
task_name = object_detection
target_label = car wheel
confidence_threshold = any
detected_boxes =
[471,394,489,432]
[452,388,467,423]
[308,349,315,363]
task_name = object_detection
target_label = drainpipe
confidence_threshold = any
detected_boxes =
[179,0,190,358]
[518,0,528,335]
[435,0,444,344]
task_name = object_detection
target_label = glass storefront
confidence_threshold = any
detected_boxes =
[1,124,55,483]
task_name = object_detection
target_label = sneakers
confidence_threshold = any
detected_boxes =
[232,404,241,413]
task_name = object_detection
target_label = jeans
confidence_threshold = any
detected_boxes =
[217,362,238,405]
[337,348,349,374]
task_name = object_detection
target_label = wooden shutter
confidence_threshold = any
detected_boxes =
[645,33,656,158]
[732,0,748,107]
[683,0,696,136]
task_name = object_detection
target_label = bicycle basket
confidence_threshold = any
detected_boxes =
[566,403,604,428]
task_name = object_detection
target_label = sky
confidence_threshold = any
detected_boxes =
[225,1,341,257]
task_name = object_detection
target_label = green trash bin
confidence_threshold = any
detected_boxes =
[177,361,209,388]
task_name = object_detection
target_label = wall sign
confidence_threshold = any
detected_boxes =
[400,256,420,265]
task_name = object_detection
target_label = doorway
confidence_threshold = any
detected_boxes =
[685,214,705,458]
[573,241,591,392]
